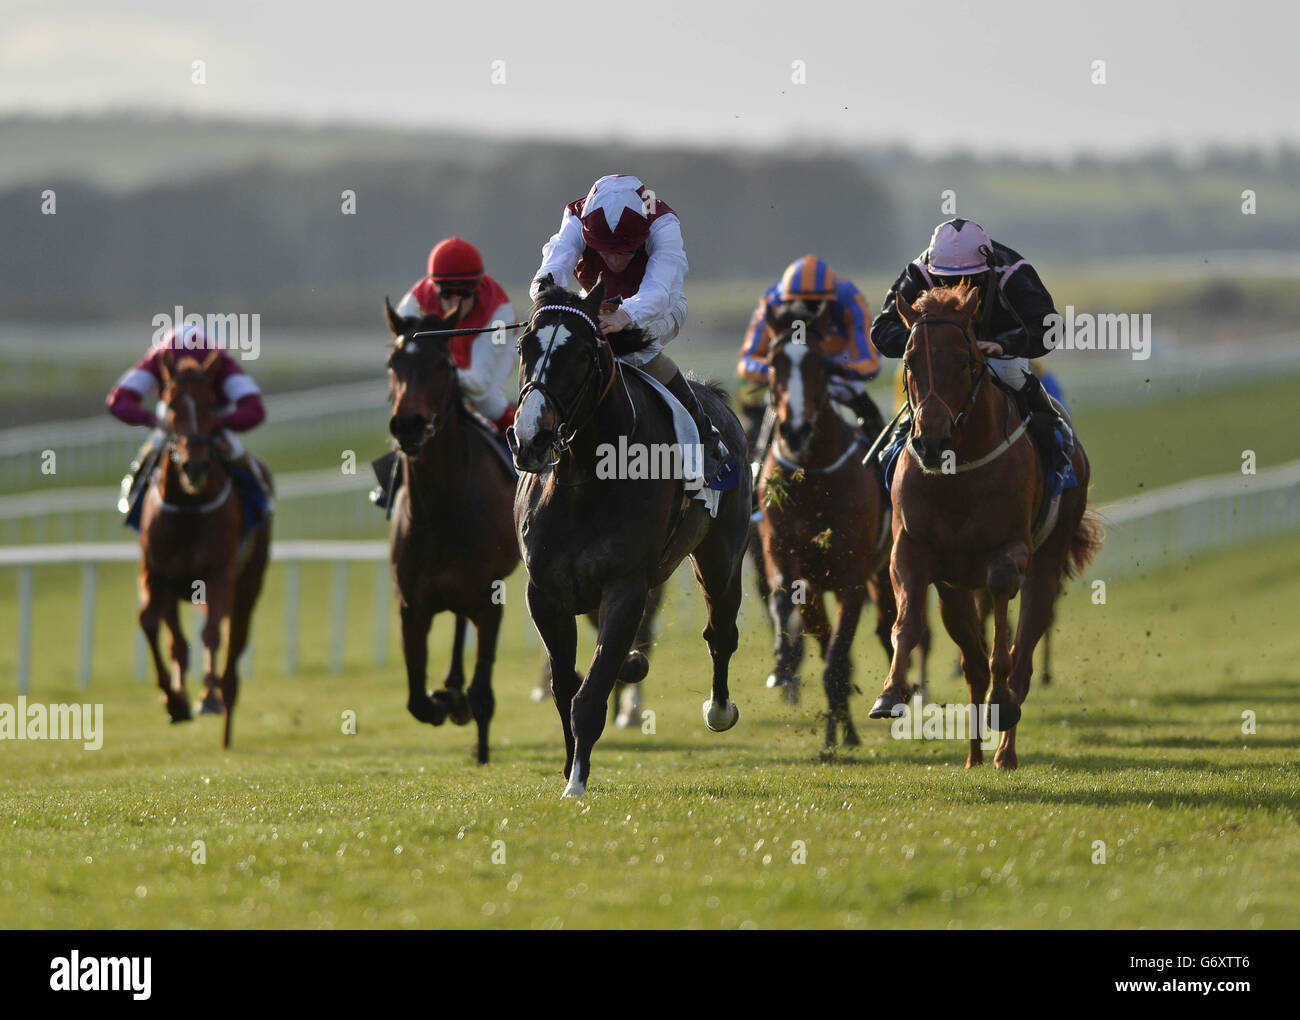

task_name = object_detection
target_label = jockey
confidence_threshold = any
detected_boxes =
[372,237,517,509]
[871,218,1072,457]
[107,321,271,527]
[737,255,884,455]
[529,173,736,489]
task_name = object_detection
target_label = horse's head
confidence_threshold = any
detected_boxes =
[159,350,220,495]
[510,276,629,472]
[764,299,833,458]
[384,298,462,455]
[898,283,983,471]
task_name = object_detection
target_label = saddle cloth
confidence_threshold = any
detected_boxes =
[623,364,720,519]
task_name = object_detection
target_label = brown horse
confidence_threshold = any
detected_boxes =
[384,299,520,764]
[510,278,752,797]
[138,351,271,749]
[757,301,896,748]
[869,285,1102,768]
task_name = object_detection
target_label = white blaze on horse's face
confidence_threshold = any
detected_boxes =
[782,343,808,428]
[514,322,571,446]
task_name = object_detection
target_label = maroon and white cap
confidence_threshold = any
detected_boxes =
[924,219,992,275]
[579,174,654,252]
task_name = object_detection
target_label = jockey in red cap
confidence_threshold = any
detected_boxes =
[107,320,272,528]
[371,237,518,510]
[529,173,735,489]
[394,237,517,432]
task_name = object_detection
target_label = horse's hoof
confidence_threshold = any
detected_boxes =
[197,692,223,716]
[169,712,193,725]
[702,698,740,732]
[986,700,1021,731]
[407,695,447,726]
[842,728,861,748]
[868,690,908,720]
[561,775,586,798]
[620,650,649,685]
[432,688,472,726]
[530,684,550,703]
[615,685,643,729]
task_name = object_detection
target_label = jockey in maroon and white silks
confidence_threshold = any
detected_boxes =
[107,320,272,519]
[394,236,517,432]
[526,174,736,489]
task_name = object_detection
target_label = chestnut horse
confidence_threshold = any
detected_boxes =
[384,300,520,765]
[757,301,897,748]
[510,278,752,797]
[138,351,271,749]
[869,285,1102,768]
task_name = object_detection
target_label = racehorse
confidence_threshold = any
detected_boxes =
[138,351,271,749]
[384,299,520,765]
[757,300,898,748]
[510,277,752,797]
[870,285,1102,768]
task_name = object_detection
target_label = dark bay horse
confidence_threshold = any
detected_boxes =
[510,278,752,797]
[138,351,271,748]
[870,285,1102,768]
[384,300,520,764]
[757,301,896,748]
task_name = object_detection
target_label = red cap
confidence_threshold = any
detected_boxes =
[427,237,484,282]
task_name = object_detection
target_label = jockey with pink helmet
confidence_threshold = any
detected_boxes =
[871,218,1072,457]
[107,319,272,528]
[528,173,735,488]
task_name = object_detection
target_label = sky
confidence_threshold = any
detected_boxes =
[2,0,1297,156]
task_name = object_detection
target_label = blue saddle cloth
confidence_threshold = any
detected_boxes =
[124,466,269,534]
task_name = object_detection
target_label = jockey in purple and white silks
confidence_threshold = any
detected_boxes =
[527,173,736,489]
[871,218,1073,457]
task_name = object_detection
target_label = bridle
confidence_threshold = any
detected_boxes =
[766,330,826,437]
[389,336,461,452]
[516,304,619,456]
[904,316,988,433]
[158,380,229,512]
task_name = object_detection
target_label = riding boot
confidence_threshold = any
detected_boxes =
[227,451,274,519]
[663,369,738,491]
[370,450,401,512]
[1020,372,1074,461]
[845,390,887,443]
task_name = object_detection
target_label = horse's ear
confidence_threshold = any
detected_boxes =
[384,297,404,337]
[584,277,606,316]
[536,273,556,293]
[159,349,175,383]
[442,304,462,330]
[894,292,916,328]
[200,349,220,376]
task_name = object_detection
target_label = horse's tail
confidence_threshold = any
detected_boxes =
[1064,504,1104,580]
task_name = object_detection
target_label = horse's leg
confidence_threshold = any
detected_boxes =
[462,602,501,766]
[614,583,660,728]
[937,585,991,768]
[401,602,446,725]
[565,579,647,798]
[140,578,191,723]
[985,542,1029,765]
[823,587,867,749]
[870,530,931,719]
[693,540,744,734]
[199,574,232,727]
[748,525,773,632]
[1040,608,1054,687]
[220,534,268,749]
[433,614,473,726]
[527,582,579,782]
[997,554,1061,770]
[767,575,805,703]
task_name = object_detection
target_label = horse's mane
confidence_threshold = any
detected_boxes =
[530,283,657,359]
[913,283,976,319]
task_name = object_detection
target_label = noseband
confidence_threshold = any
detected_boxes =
[516,305,617,452]
[905,316,988,432]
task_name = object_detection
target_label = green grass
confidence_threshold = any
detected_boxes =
[0,531,1297,929]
